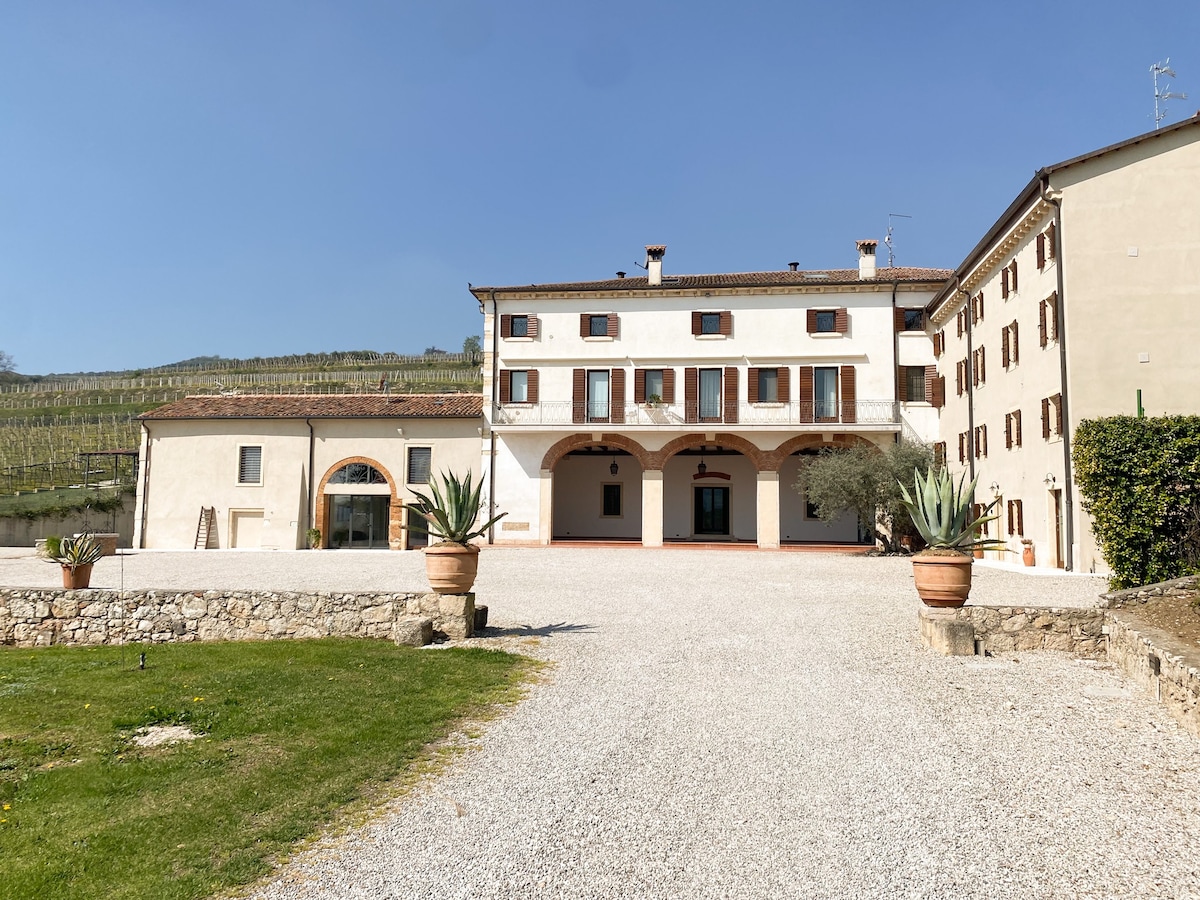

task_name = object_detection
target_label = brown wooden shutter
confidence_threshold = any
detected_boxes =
[777,367,790,403]
[1001,268,1009,299]
[634,369,646,404]
[662,368,676,405]
[1016,499,1024,535]
[500,315,512,338]
[1048,292,1057,341]
[692,311,703,335]
[1036,232,1046,269]
[526,369,539,404]
[1007,500,1014,534]
[580,314,590,338]
[1015,409,1022,446]
[723,367,738,423]
[835,308,849,334]
[981,424,988,456]
[611,369,625,424]
[719,311,732,335]
[931,373,945,409]
[1041,397,1050,439]
[897,366,909,402]
[606,314,618,338]
[573,369,586,423]
[806,309,818,333]
[1001,327,1010,368]
[1010,261,1018,293]
[958,432,966,464]
[933,332,943,358]
[1054,394,1063,436]
[924,366,937,407]
[894,307,906,331]
[977,292,984,322]
[499,369,511,404]
[747,367,760,404]
[1010,321,1018,363]
[798,366,814,423]
[1005,413,1013,449]
[1039,299,1048,347]
[1046,222,1056,259]
[955,361,962,396]
[527,316,540,338]
[840,366,856,423]
[684,368,698,423]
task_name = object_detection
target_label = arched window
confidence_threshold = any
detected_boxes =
[328,463,388,485]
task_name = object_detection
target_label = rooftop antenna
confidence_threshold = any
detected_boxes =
[1152,59,1187,128]
[884,213,912,267]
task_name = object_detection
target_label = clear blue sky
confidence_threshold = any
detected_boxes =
[2,1,1196,375]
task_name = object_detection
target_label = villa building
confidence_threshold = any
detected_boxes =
[470,243,950,548]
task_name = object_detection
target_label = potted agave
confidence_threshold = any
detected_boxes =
[898,468,1004,607]
[49,533,104,589]
[409,471,506,594]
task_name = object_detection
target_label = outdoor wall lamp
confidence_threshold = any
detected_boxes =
[610,456,619,476]
[989,481,1001,496]
[697,458,707,476]
[1043,473,1056,487]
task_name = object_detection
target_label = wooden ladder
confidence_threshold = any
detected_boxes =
[194,506,215,549]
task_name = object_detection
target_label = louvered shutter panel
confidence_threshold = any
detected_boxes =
[958,433,966,463]
[806,309,818,333]
[1039,299,1048,347]
[527,369,539,404]
[499,370,511,404]
[897,366,909,402]
[894,308,906,331]
[1042,397,1050,439]
[573,369,586,423]
[527,316,540,338]
[607,314,618,338]
[662,368,676,405]
[634,369,646,404]
[1010,261,1018,293]
[1016,500,1024,535]
[924,366,939,408]
[1047,223,1056,259]
[1005,414,1013,449]
[684,368,698,423]
[1036,232,1046,269]
[580,314,590,338]
[1001,328,1010,368]
[982,425,988,456]
[1054,395,1063,436]
[719,311,732,335]
[611,369,625,424]
[978,292,984,322]
[692,311,703,335]
[931,373,945,409]
[933,332,943,358]
[724,367,738,423]
[747,368,760,404]
[1048,292,1057,340]
[500,315,512,338]
[1007,501,1014,534]
[955,361,962,396]
[840,366,856,423]
[1015,410,1022,445]
[1010,321,1018,364]
[777,367,790,403]
[798,366,814,423]
[1001,268,1009,299]
[835,308,849,334]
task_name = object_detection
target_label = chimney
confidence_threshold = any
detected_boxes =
[645,245,666,286]
[787,261,799,272]
[856,240,878,279]
[616,271,626,279]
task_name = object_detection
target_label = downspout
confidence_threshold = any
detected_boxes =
[486,289,499,544]
[305,418,315,546]
[1042,176,1074,570]
[960,278,976,482]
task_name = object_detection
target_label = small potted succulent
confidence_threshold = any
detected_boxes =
[899,468,1005,607]
[409,471,506,594]
[306,527,322,550]
[49,533,104,589]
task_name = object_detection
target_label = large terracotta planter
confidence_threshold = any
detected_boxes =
[1022,541,1036,567]
[61,564,93,590]
[423,543,480,594]
[911,553,973,607]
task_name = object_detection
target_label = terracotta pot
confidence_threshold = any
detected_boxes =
[423,543,480,594]
[911,554,973,607]
[61,564,93,590]
[973,548,984,559]
[1022,542,1036,567]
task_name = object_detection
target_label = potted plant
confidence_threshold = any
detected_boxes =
[409,471,506,594]
[898,468,1004,607]
[306,527,322,550]
[1021,538,1035,567]
[48,533,104,589]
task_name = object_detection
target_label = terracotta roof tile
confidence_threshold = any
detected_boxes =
[140,393,482,420]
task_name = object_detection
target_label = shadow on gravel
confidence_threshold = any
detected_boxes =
[481,622,594,638]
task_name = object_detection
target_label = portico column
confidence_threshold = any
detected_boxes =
[538,468,553,545]
[756,470,780,549]
[642,469,664,547]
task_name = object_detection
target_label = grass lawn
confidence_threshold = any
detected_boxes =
[0,486,127,518]
[0,639,536,900]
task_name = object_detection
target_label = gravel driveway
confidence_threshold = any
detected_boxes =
[4,547,1199,898]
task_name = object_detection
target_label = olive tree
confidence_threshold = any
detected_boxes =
[794,441,935,552]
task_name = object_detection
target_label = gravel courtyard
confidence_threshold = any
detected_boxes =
[4,547,1199,898]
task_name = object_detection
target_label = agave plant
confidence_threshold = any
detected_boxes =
[49,533,105,570]
[409,471,507,546]
[898,468,1006,553]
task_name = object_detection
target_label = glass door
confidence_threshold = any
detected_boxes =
[694,486,730,536]
[329,495,390,549]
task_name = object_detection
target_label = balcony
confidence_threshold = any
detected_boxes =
[491,400,900,428]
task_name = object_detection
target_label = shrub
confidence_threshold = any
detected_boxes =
[1073,415,1200,589]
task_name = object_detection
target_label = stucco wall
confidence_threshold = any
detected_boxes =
[551,453,643,540]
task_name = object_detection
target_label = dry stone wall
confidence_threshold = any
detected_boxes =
[920,605,1108,658]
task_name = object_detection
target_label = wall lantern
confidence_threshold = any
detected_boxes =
[1043,473,1056,487]
[697,458,707,476]
[610,456,619,476]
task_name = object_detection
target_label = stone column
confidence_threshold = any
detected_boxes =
[538,469,553,545]
[642,469,664,547]
[756,470,780,549]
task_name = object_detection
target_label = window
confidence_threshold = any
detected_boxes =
[814,367,838,419]
[636,368,673,404]
[807,308,847,334]
[1007,499,1025,536]
[904,366,927,402]
[407,447,432,484]
[903,308,925,331]
[933,442,947,468]
[956,309,965,338]
[509,370,529,403]
[500,314,537,338]
[1037,224,1056,270]
[974,424,988,458]
[958,431,968,464]
[701,313,721,334]
[815,311,836,333]
[1042,393,1063,440]
[699,368,722,419]
[511,315,529,337]
[971,292,985,325]
[590,315,608,336]
[692,310,731,336]
[644,369,664,403]
[955,359,966,397]
[757,368,779,402]
[329,463,387,484]
[238,446,262,484]
[972,347,986,387]
[1001,261,1017,299]
[500,369,538,404]
[602,483,622,517]
[1039,293,1058,347]
[587,370,610,420]
[805,500,821,520]
[1002,321,1019,368]
[581,313,617,338]
[1005,410,1023,449]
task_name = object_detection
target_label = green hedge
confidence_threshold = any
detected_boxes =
[1073,416,1200,589]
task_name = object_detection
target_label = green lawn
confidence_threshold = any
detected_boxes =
[0,640,535,900]
[0,486,128,518]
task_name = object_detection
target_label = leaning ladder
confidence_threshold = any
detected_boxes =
[194,506,215,549]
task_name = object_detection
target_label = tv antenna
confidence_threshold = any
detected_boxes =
[1152,59,1187,129]
[884,213,912,267]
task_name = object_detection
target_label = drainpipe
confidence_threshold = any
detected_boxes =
[959,277,976,482]
[486,289,499,544]
[305,418,315,545]
[1042,177,1074,570]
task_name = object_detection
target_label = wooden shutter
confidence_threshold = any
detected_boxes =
[894,307,906,331]
[1015,499,1024,535]
[1010,261,1018,293]
[1005,413,1013,449]
[611,369,625,424]
[1036,232,1046,269]
[527,316,540,338]
[1010,321,1019,363]
[1007,500,1014,534]
[499,370,511,404]
[1001,268,1010,299]
[806,309,818,333]
[634,369,646,404]
[955,360,962,396]
[692,311,703,335]
[977,292,984,322]
[958,432,966,464]
[1054,394,1063,436]
[580,314,590,338]
[662,368,676,405]
[840,366,856,423]
[956,310,963,338]
[777,367,790,403]
[981,424,988,456]
[500,315,512,338]
[723,367,738,423]
[719,311,732,335]
[1047,222,1056,259]
[573,369,586,423]
[835,308,849,334]
[1041,397,1051,439]
[1048,292,1057,341]
[1001,327,1010,368]
[527,369,539,404]
[684,368,698,423]
[933,442,946,468]
[933,332,943,358]
[1015,409,1022,446]
[747,367,760,404]
[606,314,619,338]
[897,366,909,402]
[798,366,814,423]
[1039,298,1048,347]
[927,366,943,408]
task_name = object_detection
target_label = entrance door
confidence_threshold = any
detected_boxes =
[230,510,263,548]
[694,486,730,536]
[329,495,390,549]
[1052,489,1065,568]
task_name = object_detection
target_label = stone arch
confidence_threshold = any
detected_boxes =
[541,433,653,473]
[652,432,767,471]
[314,456,401,550]
[761,434,878,471]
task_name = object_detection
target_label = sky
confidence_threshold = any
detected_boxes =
[2,1,1197,376]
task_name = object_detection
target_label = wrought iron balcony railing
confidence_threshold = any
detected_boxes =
[491,400,900,427]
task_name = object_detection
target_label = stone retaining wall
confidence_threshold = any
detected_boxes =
[1100,575,1200,608]
[919,605,1108,658]
[0,587,474,648]
[1107,611,1200,739]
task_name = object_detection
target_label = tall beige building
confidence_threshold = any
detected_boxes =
[929,115,1200,573]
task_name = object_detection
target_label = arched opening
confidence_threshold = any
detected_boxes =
[317,459,399,550]
[551,445,643,542]
[779,440,876,545]
[660,441,759,543]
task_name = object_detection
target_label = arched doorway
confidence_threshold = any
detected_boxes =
[319,460,397,550]
[551,445,643,541]
[659,439,761,543]
[777,439,874,545]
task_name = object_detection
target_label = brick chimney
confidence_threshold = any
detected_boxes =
[856,240,878,279]
[645,245,666,286]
